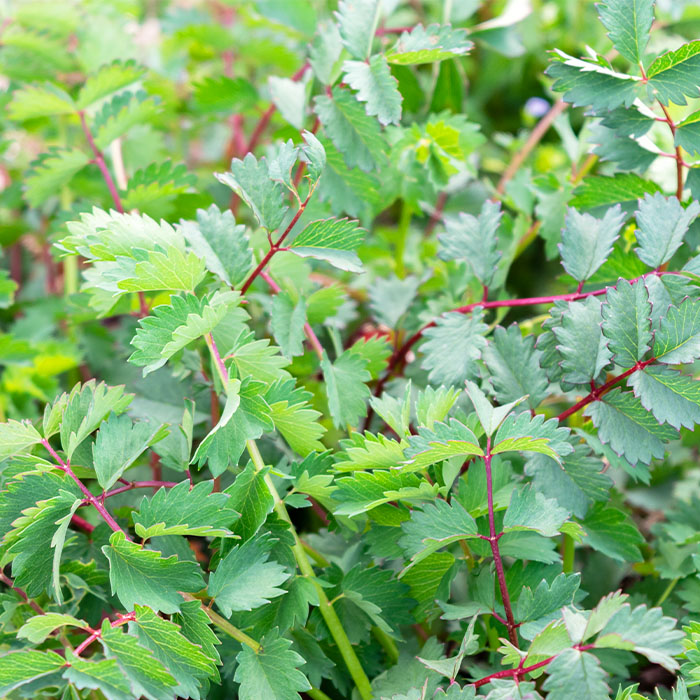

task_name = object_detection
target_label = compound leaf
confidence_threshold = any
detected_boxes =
[0,650,65,696]
[597,0,654,64]
[321,349,371,428]
[647,41,700,105]
[403,419,484,470]
[386,24,473,65]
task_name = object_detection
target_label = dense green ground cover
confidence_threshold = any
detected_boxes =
[4,0,700,698]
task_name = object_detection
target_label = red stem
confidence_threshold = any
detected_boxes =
[239,193,311,294]
[557,358,656,423]
[657,102,685,200]
[484,437,518,647]
[471,644,596,688]
[71,514,95,533]
[41,439,126,538]
[73,611,135,657]
[0,572,44,615]
[78,111,124,213]
[98,480,178,502]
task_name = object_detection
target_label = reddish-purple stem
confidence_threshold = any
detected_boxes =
[78,111,124,213]
[557,358,656,423]
[96,480,179,502]
[73,611,135,657]
[41,439,126,538]
[484,437,518,647]
[0,572,44,615]
[239,193,311,294]
[471,643,596,688]
[71,514,95,534]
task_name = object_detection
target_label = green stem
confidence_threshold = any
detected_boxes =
[307,688,334,700]
[656,577,679,607]
[561,534,575,574]
[372,626,399,665]
[246,439,373,700]
[182,594,261,651]
[395,200,411,279]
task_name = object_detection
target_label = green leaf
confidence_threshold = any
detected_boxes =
[17,613,89,644]
[415,386,461,429]
[369,383,411,439]
[191,378,241,467]
[647,41,700,105]
[419,619,478,682]
[333,469,435,516]
[7,489,82,599]
[404,419,484,470]
[547,50,640,111]
[103,530,204,614]
[314,87,386,172]
[341,564,415,635]
[582,503,645,561]
[542,648,609,700]
[399,499,478,573]
[0,650,65,695]
[0,419,42,460]
[465,380,526,437]
[493,411,573,462]
[133,604,218,698]
[121,160,197,218]
[134,480,238,539]
[116,246,207,294]
[597,0,654,64]
[368,275,419,328]
[321,349,371,428]
[635,193,700,267]
[269,75,307,129]
[59,383,132,459]
[675,110,700,158]
[517,574,581,639]
[129,291,245,375]
[77,59,146,109]
[235,629,311,700]
[63,652,132,700]
[215,153,288,231]
[439,200,502,287]
[597,604,684,670]
[526,447,612,519]
[93,91,160,149]
[172,599,221,667]
[300,130,326,185]
[558,205,626,282]
[483,325,548,410]
[335,0,380,60]
[590,123,656,173]
[585,388,678,465]
[386,24,473,65]
[192,75,257,113]
[100,622,178,700]
[209,533,291,616]
[309,20,343,84]
[335,431,407,472]
[25,147,90,207]
[601,279,652,368]
[315,137,383,220]
[224,462,274,540]
[8,82,75,120]
[629,365,700,430]
[653,298,700,364]
[570,173,661,210]
[421,309,488,386]
[343,55,403,126]
[271,292,307,359]
[267,380,326,455]
[553,297,612,385]
[348,336,392,379]
[503,485,570,537]
[93,414,168,490]
[290,217,365,273]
